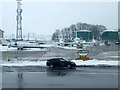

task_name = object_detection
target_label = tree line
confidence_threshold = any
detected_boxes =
[52,22,107,42]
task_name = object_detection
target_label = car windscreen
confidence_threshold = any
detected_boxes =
[79,50,88,53]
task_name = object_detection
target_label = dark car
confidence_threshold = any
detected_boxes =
[115,40,120,45]
[46,58,76,69]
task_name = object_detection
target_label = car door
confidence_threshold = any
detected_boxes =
[52,59,59,67]
[59,59,66,67]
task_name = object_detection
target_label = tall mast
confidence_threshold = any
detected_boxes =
[16,0,23,40]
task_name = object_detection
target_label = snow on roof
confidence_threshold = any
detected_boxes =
[102,30,118,32]
[77,30,91,32]
[101,30,118,35]
[0,29,4,32]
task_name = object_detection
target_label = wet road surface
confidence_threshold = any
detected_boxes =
[2,67,118,88]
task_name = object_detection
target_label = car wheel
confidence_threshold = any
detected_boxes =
[50,64,54,68]
[67,65,71,68]
[72,66,76,69]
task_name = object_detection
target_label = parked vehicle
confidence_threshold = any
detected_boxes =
[104,41,110,46]
[46,58,76,69]
[115,40,120,45]
[76,49,90,61]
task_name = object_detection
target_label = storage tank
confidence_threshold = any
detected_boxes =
[101,30,119,41]
[77,30,93,41]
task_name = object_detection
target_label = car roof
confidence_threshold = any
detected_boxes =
[49,58,64,60]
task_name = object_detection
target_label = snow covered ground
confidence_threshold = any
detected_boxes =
[55,43,104,50]
[56,46,77,50]
[0,44,119,67]
[0,45,51,51]
[0,45,16,51]
[1,60,46,67]
[72,59,118,66]
[1,59,118,67]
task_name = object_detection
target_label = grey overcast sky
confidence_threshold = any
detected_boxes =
[1,2,118,37]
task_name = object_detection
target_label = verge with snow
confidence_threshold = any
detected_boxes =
[72,59,118,67]
[1,59,118,67]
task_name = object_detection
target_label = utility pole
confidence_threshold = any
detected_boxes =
[16,0,23,41]
[28,33,30,41]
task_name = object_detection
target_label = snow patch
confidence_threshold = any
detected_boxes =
[0,45,16,51]
[72,59,118,66]
[0,45,49,51]
[57,46,77,50]
[1,59,118,67]
[1,60,46,67]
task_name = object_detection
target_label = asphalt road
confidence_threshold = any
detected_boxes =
[2,67,118,88]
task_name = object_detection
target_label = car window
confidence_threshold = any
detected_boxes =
[50,59,60,62]
[79,50,88,53]
[50,58,67,62]
[60,59,66,62]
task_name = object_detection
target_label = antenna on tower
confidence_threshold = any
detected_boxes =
[16,0,23,41]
